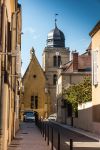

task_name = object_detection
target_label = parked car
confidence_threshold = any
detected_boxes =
[48,113,57,121]
[23,111,35,122]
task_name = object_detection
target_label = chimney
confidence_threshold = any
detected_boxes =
[72,50,78,72]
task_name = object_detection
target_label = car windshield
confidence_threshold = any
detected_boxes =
[24,112,34,117]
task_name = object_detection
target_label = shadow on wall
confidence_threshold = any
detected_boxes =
[92,104,100,122]
[66,103,100,134]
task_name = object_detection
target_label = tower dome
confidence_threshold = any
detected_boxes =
[47,26,65,48]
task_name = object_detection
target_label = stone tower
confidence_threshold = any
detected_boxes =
[42,22,70,113]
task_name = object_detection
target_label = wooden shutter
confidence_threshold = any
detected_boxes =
[92,50,98,85]
[35,96,38,109]
[31,96,34,109]
[16,44,21,76]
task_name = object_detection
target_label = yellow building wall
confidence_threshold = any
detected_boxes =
[92,29,100,122]
[22,54,50,119]
[0,1,22,149]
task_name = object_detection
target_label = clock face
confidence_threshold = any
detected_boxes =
[56,52,59,56]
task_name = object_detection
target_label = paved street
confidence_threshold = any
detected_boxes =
[8,122,50,150]
[7,121,100,150]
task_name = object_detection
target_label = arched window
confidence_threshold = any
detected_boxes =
[58,56,61,67]
[53,74,57,85]
[53,55,61,67]
[53,56,57,67]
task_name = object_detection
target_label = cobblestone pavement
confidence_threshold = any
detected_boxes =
[8,122,51,150]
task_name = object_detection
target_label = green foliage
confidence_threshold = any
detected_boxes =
[63,77,92,112]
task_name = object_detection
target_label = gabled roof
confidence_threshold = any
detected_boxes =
[22,53,46,81]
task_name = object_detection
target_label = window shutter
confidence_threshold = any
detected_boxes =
[92,50,98,85]
[16,44,21,76]
[35,96,38,109]
[31,96,34,109]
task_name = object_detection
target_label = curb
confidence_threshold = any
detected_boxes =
[50,121,100,142]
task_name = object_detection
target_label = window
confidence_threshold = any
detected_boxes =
[31,96,38,109]
[53,74,57,85]
[53,56,57,67]
[35,96,38,109]
[58,56,61,67]
[33,75,36,78]
[53,55,61,67]
[31,96,34,109]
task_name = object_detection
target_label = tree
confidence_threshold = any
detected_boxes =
[63,77,92,112]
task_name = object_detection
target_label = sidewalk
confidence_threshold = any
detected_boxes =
[51,121,100,142]
[8,122,50,150]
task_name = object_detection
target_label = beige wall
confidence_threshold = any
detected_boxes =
[92,29,100,122]
[22,55,50,118]
[57,73,91,123]
[73,101,93,131]
[0,1,22,149]
[92,30,100,106]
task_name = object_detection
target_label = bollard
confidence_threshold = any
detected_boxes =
[41,121,43,134]
[71,117,73,127]
[58,132,60,150]
[70,139,73,150]
[45,123,46,141]
[47,125,49,145]
[43,122,44,137]
[51,127,53,150]
[40,120,42,134]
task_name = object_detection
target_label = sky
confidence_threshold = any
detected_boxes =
[18,0,100,75]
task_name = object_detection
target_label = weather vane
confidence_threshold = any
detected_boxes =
[55,13,58,27]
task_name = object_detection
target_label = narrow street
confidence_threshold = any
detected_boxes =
[8,121,100,150]
[0,1,100,150]
[8,122,51,150]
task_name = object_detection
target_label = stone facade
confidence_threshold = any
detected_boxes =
[42,47,70,113]
[0,1,22,150]
[56,50,91,125]
[22,48,50,119]
[57,72,91,123]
